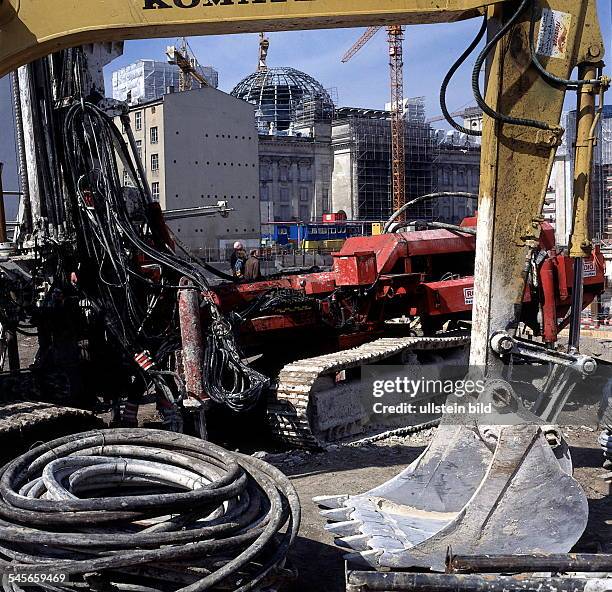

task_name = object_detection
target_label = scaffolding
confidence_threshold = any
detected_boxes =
[566,106,612,241]
[112,60,219,105]
[341,112,438,221]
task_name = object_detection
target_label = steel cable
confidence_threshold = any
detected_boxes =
[0,429,300,592]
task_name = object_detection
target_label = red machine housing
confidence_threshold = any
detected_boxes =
[207,221,604,353]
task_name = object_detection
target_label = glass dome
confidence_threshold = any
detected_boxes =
[231,67,334,132]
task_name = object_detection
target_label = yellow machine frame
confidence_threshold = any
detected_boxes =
[0,0,606,368]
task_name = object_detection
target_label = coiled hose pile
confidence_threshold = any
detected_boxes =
[0,429,300,591]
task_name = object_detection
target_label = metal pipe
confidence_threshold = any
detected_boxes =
[178,277,206,402]
[569,257,584,349]
[568,65,599,350]
[10,70,32,234]
[17,65,42,226]
[5,328,20,372]
[346,571,610,592]
[446,552,612,574]
[178,277,208,438]
[0,162,7,244]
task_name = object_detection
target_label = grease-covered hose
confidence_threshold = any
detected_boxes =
[0,429,300,592]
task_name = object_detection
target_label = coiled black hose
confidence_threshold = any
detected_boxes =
[0,429,300,592]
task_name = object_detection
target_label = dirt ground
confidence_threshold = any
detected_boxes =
[254,426,611,592]
[7,336,612,591]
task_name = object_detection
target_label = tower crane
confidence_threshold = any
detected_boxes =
[166,38,208,92]
[342,26,406,221]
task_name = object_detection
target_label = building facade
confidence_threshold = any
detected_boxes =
[258,123,333,229]
[331,108,437,221]
[231,67,334,228]
[116,86,261,255]
[112,60,219,105]
[432,130,480,223]
[540,106,612,247]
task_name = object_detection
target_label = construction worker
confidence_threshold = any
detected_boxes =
[233,248,248,281]
[245,249,262,281]
[230,241,245,279]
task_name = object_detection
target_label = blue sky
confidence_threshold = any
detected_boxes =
[1,0,611,205]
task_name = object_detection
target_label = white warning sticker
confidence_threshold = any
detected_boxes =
[536,8,571,58]
[583,260,597,278]
[463,287,474,306]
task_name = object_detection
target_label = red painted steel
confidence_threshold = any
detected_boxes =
[179,277,207,401]
[202,226,605,346]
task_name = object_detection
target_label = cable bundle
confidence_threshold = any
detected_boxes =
[0,429,300,591]
[59,97,268,412]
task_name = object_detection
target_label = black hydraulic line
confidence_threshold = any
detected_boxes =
[440,17,487,136]
[528,0,602,88]
[59,99,268,413]
[392,220,477,235]
[383,192,478,233]
[471,0,557,131]
[346,571,610,591]
[446,552,612,574]
[0,429,300,592]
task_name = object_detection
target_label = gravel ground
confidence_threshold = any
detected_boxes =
[255,425,611,592]
[6,335,611,591]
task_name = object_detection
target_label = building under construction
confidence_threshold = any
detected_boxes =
[331,101,438,221]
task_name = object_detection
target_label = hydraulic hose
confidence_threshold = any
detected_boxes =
[471,0,557,132]
[391,220,477,236]
[383,192,478,233]
[440,17,487,137]
[0,429,300,592]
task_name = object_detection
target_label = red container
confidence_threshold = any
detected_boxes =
[333,251,377,286]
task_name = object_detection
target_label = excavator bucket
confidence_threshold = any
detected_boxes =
[315,420,588,573]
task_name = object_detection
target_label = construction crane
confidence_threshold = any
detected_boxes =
[166,38,208,92]
[258,32,270,72]
[342,25,406,221]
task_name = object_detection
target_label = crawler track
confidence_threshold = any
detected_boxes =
[0,372,101,460]
[267,334,470,449]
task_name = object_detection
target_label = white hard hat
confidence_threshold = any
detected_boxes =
[233,241,244,250]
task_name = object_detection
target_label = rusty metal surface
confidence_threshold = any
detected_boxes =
[178,278,206,402]
[268,334,470,449]
[471,0,606,368]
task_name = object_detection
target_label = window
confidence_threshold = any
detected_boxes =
[151,154,159,172]
[123,170,133,187]
[151,182,160,202]
[279,163,290,182]
[299,205,310,222]
[299,164,312,182]
[135,140,142,160]
[260,185,269,202]
[322,187,330,213]
[299,187,309,202]
[280,205,291,220]
[280,188,290,203]
[150,126,158,144]
[134,111,142,131]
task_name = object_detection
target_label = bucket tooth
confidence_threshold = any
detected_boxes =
[317,424,589,573]
[320,507,354,522]
[312,494,349,509]
[336,534,371,551]
[343,549,380,568]
[325,519,362,537]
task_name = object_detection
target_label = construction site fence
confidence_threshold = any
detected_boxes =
[190,245,339,264]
